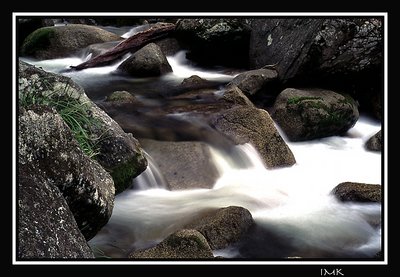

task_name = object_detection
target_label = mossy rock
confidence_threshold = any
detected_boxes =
[272,88,359,141]
[108,154,147,194]
[106,91,136,103]
[21,24,121,59]
[20,27,56,57]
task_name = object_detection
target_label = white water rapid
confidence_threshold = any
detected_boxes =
[88,117,381,259]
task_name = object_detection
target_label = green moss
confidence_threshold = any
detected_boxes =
[21,27,55,56]
[337,93,357,107]
[109,155,142,194]
[286,96,322,105]
[106,91,135,102]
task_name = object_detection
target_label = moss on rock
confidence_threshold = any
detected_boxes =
[21,27,55,56]
[272,88,359,141]
[109,154,146,194]
[106,91,136,103]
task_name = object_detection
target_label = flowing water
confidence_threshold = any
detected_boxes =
[19,28,383,260]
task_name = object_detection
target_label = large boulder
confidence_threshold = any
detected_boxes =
[185,206,255,250]
[175,19,250,67]
[210,106,296,168]
[20,24,121,59]
[117,43,172,77]
[19,61,148,194]
[140,139,219,190]
[331,182,381,203]
[19,106,114,240]
[249,18,383,119]
[18,162,94,259]
[249,19,324,80]
[249,18,382,81]
[155,37,182,56]
[129,229,214,259]
[272,88,359,141]
[365,130,382,152]
[228,68,278,97]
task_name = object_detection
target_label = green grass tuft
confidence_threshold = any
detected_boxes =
[19,75,104,159]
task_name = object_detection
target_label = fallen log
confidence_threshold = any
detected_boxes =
[71,22,175,70]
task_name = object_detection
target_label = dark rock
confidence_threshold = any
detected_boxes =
[365,130,381,151]
[84,41,120,58]
[272,88,359,141]
[19,60,147,194]
[175,19,251,67]
[178,75,223,92]
[140,139,219,190]
[19,106,114,241]
[62,18,97,25]
[249,18,324,80]
[210,106,296,168]
[155,37,182,56]
[129,229,214,259]
[117,43,172,77]
[228,69,278,96]
[94,18,148,27]
[181,75,211,87]
[249,18,383,119]
[21,24,121,59]
[18,162,94,259]
[249,18,382,80]
[185,206,255,250]
[331,182,381,203]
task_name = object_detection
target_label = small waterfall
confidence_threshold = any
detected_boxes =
[121,24,152,38]
[165,51,237,81]
[132,151,169,190]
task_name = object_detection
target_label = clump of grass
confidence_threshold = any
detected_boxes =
[19,74,104,159]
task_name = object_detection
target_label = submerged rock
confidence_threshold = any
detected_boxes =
[21,24,121,59]
[331,182,381,203]
[117,43,172,77]
[129,229,214,259]
[185,206,255,250]
[106,90,136,103]
[272,88,359,141]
